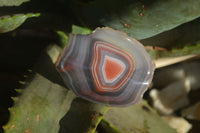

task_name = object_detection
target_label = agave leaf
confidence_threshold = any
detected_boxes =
[0,13,40,33]
[101,100,177,133]
[72,0,200,40]
[4,73,76,133]
[0,0,29,6]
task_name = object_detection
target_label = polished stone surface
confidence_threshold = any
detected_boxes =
[56,28,155,106]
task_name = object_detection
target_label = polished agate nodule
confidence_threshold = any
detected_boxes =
[56,28,155,106]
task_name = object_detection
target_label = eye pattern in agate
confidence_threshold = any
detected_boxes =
[56,27,155,106]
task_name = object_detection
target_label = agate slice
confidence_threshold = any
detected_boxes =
[56,27,155,106]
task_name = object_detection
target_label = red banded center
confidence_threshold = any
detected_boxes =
[91,42,134,93]
[102,55,125,83]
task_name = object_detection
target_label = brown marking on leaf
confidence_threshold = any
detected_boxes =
[92,126,97,131]
[99,112,104,117]
[120,21,131,28]
[145,46,154,50]
[22,127,32,133]
[36,114,39,122]
[145,46,167,51]
[8,125,15,130]
[11,110,16,115]
[154,46,167,51]
[142,5,146,9]
[139,12,145,17]
[27,117,29,121]
[25,129,30,133]
[123,23,131,28]
[91,112,98,120]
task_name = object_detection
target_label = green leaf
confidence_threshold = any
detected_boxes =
[145,43,200,60]
[72,0,200,39]
[159,43,200,58]
[59,98,109,133]
[0,13,40,33]
[4,73,76,133]
[56,31,68,48]
[140,17,200,48]
[101,100,177,133]
[72,25,92,34]
[0,0,29,6]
